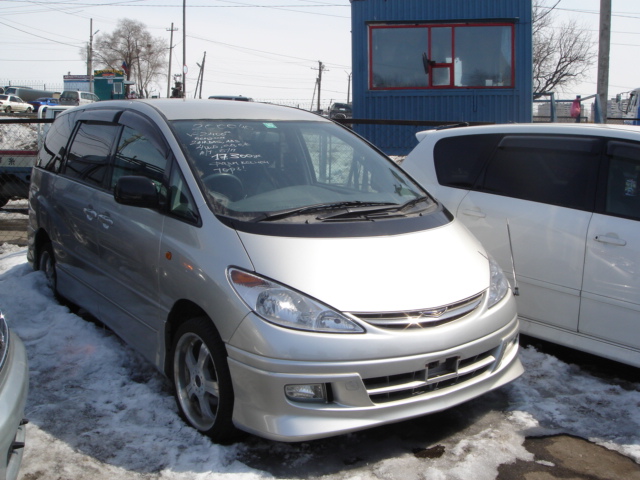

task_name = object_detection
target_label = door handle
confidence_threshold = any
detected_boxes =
[595,235,627,246]
[460,209,486,218]
[83,207,97,221]
[98,214,113,229]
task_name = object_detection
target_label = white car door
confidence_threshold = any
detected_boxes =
[581,140,640,349]
[452,134,601,333]
[458,194,591,331]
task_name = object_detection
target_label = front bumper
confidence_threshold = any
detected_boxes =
[0,331,29,480]
[227,316,522,442]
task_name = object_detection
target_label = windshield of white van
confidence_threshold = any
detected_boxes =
[171,120,434,222]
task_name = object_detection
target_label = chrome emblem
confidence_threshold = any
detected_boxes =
[418,307,447,319]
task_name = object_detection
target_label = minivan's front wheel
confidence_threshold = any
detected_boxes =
[171,317,238,443]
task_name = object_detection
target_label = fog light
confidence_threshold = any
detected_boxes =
[284,384,327,403]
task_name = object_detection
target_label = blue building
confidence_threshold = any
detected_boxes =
[350,0,533,155]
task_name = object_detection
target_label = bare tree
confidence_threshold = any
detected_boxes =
[92,19,167,98]
[533,0,597,98]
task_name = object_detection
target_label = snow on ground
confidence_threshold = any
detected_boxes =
[0,244,639,480]
[0,120,39,150]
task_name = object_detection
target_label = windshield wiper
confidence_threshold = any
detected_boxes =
[319,196,432,221]
[254,201,397,222]
[398,195,432,211]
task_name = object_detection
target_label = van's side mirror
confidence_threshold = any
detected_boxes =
[114,176,160,209]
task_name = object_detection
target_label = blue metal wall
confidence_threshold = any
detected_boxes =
[351,0,533,155]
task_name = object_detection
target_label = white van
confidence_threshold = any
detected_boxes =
[58,90,99,106]
[402,123,640,368]
[28,100,522,442]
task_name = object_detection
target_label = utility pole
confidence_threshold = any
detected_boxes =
[182,0,187,98]
[346,71,352,104]
[310,78,317,111]
[313,61,326,112]
[88,19,99,93]
[167,23,178,98]
[597,0,611,123]
[194,52,206,99]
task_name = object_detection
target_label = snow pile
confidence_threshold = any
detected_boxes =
[0,122,39,151]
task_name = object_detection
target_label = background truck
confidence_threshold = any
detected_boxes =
[3,87,60,103]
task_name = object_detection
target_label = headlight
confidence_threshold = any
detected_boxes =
[228,268,365,333]
[488,255,509,309]
[0,312,8,370]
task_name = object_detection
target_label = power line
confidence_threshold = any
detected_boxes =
[0,20,83,48]
[187,33,350,69]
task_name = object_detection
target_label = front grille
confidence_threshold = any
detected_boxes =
[352,292,484,329]
[363,347,497,404]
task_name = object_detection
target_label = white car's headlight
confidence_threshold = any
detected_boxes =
[228,268,365,333]
[488,255,510,308]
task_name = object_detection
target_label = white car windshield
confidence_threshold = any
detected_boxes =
[171,119,433,222]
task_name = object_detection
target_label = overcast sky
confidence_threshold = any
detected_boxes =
[2,0,353,104]
[1,0,639,105]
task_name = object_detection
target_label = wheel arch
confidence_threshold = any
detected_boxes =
[163,300,211,376]
[32,228,52,270]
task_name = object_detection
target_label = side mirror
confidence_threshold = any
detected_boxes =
[114,175,160,209]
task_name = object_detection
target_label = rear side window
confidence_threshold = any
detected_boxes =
[38,110,80,171]
[605,141,640,220]
[63,122,119,187]
[434,134,502,188]
[481,135,601,211]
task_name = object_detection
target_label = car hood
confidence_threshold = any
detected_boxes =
[237,221,489,313]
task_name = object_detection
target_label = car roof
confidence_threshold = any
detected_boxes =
[416,122,640,142]
[72,99,331,123]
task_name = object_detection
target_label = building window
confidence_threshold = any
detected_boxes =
[369,23,514,90]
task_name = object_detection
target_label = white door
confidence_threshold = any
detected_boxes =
[458,194,590,331]
[456,134,602,332]
[580,140,640,349]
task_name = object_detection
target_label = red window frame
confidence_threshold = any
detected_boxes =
[368,23,515,91]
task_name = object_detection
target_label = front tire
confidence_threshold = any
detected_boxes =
[171,317,239,443]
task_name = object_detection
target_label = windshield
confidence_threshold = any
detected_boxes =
[171,119,433,223]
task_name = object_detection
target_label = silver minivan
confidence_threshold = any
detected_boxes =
[27,100,522,442]
[58,90,99,106]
